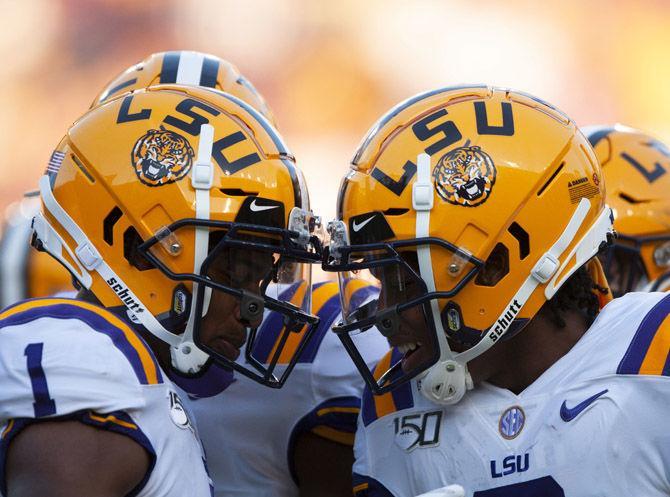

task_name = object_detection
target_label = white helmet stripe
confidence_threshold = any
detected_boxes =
[176,51,206,86]
[413,153,455,361]
[413,153,471,404]
[189,123,214,320]
[171,124,216,373]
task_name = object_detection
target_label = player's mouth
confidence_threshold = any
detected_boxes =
[211,338,241,361]
[390,333,432,373]
[211,330,247,361]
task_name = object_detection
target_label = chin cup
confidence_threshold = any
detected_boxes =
[417,359,473,405]
[171,341,210,375]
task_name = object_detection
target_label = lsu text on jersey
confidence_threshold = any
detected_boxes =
[353,292,670,497]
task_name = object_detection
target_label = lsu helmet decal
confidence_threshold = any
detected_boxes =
[132,127,195,186]
[433,145,497,206]
[324,86,614,405]
[92,50,276,126]
[0,198,73,308]
[583,125,670,295]
[32,84,322,388]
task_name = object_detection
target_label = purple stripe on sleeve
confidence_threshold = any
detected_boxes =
[617,294,670,375]
[0,302,162,385]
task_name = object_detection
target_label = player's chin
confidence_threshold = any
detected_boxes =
[205,328,248,361]
[209,337,242,361]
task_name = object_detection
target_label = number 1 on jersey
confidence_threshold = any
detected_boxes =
[24,343,57,417]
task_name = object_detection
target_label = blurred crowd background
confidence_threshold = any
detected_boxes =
[2,0,670,223]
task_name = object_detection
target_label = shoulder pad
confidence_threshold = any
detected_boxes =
[0,299,163,420]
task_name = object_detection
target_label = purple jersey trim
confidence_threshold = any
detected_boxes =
[0,300,163,385]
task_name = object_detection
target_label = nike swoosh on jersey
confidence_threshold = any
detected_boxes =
[559,389,608,422]
[250,199,279,212]
[352,216,374,232]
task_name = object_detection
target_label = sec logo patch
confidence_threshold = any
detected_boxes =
[499,405,525,439]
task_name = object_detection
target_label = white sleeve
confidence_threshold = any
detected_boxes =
[311,322,388,403]
[353,408,371,475]
[611,376,670,495]
[0,315,149,422]
[301,281,388,443]
[353,409,401,496]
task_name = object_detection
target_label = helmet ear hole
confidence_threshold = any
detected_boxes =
[123,227,155,271]
[475,243,509,287]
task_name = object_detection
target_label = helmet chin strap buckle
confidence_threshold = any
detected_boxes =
[418,359,473,405]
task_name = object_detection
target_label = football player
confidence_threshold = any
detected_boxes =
[0,197,74,308]
[324,86,670,496]
[86,50,282,397]
[186,280,386,497]
[0,83,322,496]
[91,52,389,497]
[583,125,670,295]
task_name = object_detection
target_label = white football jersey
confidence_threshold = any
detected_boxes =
[184,281,388,497]
[353,292,670,497]
[0,298,213,497]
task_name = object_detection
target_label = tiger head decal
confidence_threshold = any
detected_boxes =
[131,128,194,187]
[432,146,497,207]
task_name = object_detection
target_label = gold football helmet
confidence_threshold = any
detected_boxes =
[32,84,322,387]
[91,50,276,125]
[583,125,670,295]
[0,197,73,308]
[324,86,614,404]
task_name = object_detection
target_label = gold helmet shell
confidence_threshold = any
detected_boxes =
[584,124,670,294]
[327,86,613,404]
[33,84,320,386]
[92,51,276,126]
